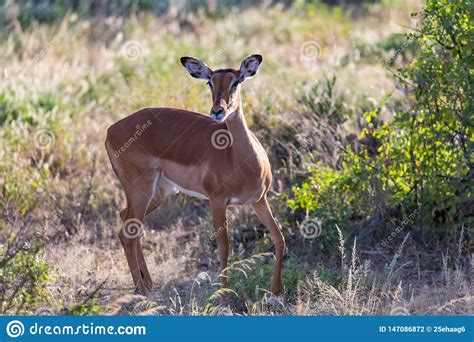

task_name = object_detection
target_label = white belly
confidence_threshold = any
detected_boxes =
[161,177,244,204]
[162,177,208,200]
[229,197,241,205]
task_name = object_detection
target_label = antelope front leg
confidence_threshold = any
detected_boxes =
[210,199,229,289]
[253,197,285,296]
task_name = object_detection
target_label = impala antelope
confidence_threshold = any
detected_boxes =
[105,55,285,299]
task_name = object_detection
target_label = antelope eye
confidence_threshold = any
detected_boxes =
[207,81,213,88]
[231,81,239,88]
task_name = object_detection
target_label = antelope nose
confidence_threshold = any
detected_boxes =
[211,108,223,115]
[210,108,224,121]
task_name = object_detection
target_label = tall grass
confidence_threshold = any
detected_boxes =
[1,1,470,315]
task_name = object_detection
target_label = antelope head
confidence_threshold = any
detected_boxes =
[180,54,262,122]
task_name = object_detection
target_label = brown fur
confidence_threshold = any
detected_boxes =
[105,55,285,297]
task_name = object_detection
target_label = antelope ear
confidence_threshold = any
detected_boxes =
[238,54,262,82]
[180,56,212,80]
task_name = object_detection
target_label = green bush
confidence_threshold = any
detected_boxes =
[289,0,473,247]
[0,225,51,315]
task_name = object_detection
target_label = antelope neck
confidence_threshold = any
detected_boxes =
[225,99,254,161]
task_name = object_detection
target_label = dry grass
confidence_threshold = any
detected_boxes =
[0,1,471,316]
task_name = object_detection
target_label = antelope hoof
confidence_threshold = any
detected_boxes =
[266,295,282,307]
[134,281,152,296]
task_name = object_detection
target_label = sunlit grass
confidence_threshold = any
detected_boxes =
[2,1,469,316]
